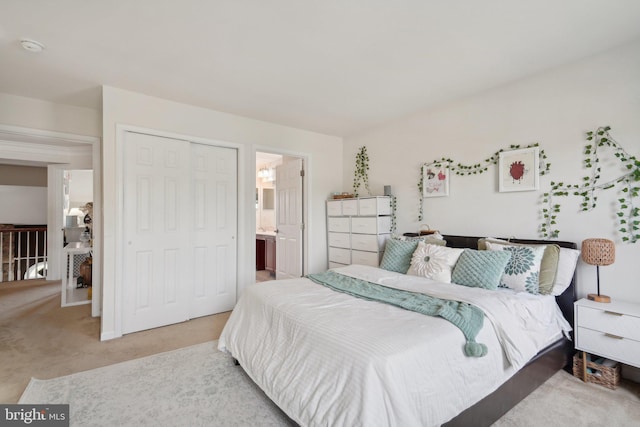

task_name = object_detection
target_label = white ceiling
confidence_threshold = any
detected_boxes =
[1,1,640,137]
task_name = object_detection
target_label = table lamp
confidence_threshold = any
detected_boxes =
[581,238,615,303]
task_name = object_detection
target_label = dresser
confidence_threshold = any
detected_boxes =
[327,196,392,269]
[574,298,640,369]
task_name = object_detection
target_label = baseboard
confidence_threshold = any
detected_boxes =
[100,330,121,341]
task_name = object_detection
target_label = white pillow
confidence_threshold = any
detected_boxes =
[407,241,464,283]
[551,247,580,296]
[486,241,545,294]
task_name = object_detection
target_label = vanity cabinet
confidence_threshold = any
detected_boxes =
[265,236,276,273]
[326,196,391,269]
[256,234,276,274]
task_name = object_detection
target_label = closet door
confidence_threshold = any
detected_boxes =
[121,132,238,334]
[190,143,237,318]
[122,132,191,334]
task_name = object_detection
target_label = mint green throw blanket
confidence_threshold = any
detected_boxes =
[307,271,487,357]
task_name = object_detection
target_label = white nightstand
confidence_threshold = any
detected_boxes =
[574,298,640,381]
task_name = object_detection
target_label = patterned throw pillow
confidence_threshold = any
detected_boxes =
[478,238,560,295]
[379,238,420,273]
[485,242,545,294]
[451,249,512,290]
[407,242,464,283]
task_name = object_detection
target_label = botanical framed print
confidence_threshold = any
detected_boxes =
[498,147,539,192]
[422,165,449,197]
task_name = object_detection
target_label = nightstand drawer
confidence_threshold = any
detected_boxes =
[577,305,640,341]
[576,327,640,368]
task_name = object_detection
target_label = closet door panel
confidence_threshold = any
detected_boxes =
[123,132,191,334]
[190,143,237,318]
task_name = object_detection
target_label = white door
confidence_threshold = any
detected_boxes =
[275,158,303,279]
[122,132,238,334]
[122,132,191,334]
[190,143,237,318]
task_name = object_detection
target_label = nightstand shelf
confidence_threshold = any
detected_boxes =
[574,298,640,384]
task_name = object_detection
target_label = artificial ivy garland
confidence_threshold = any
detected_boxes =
[540,126,640,243]
[417,143,549,221]
[350,146,397,232]
[389,195,397,233]
[353,146,371,198]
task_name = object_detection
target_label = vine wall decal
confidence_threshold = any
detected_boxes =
[540,126,640,243]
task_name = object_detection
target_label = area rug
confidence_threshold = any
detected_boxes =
[19,341,295,426]
[19,340,640,426]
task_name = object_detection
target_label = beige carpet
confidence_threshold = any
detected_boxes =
[493,370,640,426]
[0,279,229,403]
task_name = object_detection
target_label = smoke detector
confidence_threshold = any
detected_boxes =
[20,39,45,53]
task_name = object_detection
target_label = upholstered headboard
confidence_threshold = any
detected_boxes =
[441,235,578,329]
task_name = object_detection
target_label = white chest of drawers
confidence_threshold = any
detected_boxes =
[326,196,391,269]
[574,298,640,369]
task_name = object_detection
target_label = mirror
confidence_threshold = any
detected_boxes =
[262,188,275,210]
[256,188,259,210]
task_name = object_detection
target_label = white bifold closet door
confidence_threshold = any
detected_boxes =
[122,132,237,334]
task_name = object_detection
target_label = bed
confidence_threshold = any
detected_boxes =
[219,235,578,426]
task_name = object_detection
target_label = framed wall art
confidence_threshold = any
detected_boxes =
[422,165,449,197]
[498,147,539,192]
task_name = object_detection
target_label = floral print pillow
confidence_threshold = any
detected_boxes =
[407,241,464,283]
[485,242,545,294]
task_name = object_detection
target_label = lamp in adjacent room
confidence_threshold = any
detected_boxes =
[581,238,615,303]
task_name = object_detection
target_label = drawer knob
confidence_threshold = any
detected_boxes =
[604,333,624,340]
[604,311,623,316]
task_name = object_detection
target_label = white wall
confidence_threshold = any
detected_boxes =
[0,93,100,136]
[101,86,343,339]
[0,186,47,224]
[343,39,640,305]
[66,170,93,209]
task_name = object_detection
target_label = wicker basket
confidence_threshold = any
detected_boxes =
[572,353,620,389]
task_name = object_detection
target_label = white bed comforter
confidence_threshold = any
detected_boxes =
[218,265,571,427]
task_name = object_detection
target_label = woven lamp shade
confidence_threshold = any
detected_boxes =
[581,238,615,266]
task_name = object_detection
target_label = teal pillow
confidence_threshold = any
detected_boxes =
[451,249,512,290]
[379,239,419,273]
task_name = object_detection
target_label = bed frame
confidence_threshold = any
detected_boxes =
[440,235,577,427]
[237,234,577,426]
